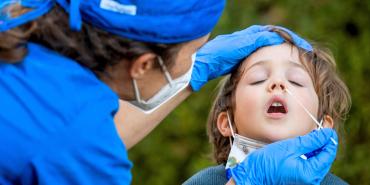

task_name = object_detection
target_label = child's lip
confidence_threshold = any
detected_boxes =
[266,112,286,119]
[265,95,288,119]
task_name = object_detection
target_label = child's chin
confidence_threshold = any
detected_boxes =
[263,131,298,143]
[262,125,315,143]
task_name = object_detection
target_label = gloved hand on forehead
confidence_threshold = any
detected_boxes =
[190,25,312,91]
[230,128,339,185]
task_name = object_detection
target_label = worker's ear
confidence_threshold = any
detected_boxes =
[130,53,157,79]
[322,115,334,128]
[217,112,234,137]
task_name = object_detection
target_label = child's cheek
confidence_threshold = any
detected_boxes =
[300,89,319,117]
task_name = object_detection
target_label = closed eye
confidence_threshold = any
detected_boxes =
[250,80,266,85]
[289,80,303,87]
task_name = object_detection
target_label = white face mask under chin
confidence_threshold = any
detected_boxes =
[129,53,196,114]
[225,111,266,173]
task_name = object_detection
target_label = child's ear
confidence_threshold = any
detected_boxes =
[217,112,234,137]
[322,115,334,128]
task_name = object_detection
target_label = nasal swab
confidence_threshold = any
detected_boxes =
[285,88,323,129]
[284,88,337,160]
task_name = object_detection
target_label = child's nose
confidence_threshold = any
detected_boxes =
[268,81,286,92]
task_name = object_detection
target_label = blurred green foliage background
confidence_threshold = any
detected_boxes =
[129,0,370,184]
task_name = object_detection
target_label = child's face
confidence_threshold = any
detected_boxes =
[233,43,319,143]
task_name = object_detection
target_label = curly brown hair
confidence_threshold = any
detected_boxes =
[207,27,352,164]
[0,3,182,73]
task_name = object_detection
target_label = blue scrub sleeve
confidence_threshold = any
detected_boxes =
[20,99,132,185]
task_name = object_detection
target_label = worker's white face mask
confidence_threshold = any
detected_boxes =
[225,111,266,179]
[129,53,196,114]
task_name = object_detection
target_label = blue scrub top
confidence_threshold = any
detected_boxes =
[0,43,132,184]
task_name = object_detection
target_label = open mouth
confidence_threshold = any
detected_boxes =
[267,101,287,113]
[266,96,288,115]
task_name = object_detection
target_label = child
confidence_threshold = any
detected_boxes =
[183,26,351,185]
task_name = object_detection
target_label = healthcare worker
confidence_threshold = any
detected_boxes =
[0,0,338,184]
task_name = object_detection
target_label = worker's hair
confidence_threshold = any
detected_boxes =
[207,27,352,164]
[0,3,182,73]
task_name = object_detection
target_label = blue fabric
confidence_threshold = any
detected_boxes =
[0,0,54,32]
[0,43,132,184]
[0,0,225,44]
[190,25,313,91]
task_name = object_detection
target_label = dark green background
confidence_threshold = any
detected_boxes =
[129,0,370,184]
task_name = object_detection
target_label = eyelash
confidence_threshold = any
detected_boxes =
[250,80,266,85]
[250,80,303,87]
[289,80,303,87]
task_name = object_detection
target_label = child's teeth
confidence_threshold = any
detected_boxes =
[272,102,282,106]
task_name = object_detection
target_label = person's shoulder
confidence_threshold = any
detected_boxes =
[321,173,349,185]
[183,164,228,185]
[27,42,119,115]
[0,43,130,184]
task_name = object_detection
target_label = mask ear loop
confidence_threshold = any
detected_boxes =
[226,111,236,148]
[157,56,174,87]
[132,79,143,104]
[131,56,174,104]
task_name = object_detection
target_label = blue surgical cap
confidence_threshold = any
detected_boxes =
[0,0,225,43]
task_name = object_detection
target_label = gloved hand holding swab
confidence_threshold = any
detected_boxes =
[285,88,337,160]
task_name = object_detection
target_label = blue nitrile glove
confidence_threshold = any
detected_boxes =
[230,128,339,185]
[190,25,312,91]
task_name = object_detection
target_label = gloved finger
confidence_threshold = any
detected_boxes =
[230,163,248,185]
[195,31,284,74]
[274,128,335,155]
[201,31,284,79]
[195,26,278,57]
[231,25,265,36]
[201,31,285,80]
[262,25,313,51]
[307,130,338,172]
[235,31,284,58]
[296,128,336,155]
